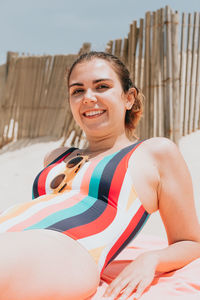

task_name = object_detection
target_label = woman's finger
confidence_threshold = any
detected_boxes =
[116,280,139,300]
[104,273,129,295]
[104,278,129,297]
[104,265,136,296]
[134,278,152,299]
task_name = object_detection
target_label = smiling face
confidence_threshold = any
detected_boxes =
[68,58,131,139]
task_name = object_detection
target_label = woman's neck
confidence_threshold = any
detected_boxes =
[83,133,137,154]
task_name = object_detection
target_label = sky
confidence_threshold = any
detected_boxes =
[0,0,199,64]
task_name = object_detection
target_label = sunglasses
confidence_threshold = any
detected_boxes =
[50,154,89,193]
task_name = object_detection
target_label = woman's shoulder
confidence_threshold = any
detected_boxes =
[141,137,182,167]
[141,137,178,155]
[43,146,70,167]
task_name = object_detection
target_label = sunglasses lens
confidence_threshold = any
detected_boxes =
[50,174,65,189]
[67,156,83,168]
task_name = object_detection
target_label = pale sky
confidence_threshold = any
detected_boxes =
[0,0,199,63]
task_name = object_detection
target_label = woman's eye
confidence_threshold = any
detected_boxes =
[96,84,109,90]
[71,89,84,95]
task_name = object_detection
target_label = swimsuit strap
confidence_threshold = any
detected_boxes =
[46,147,78,166]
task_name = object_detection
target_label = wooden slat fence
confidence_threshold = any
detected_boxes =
[0,7,200,148]
[0,53,78,148]
[106,6,200,143]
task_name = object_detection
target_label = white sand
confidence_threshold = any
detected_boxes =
[0,133,199,238]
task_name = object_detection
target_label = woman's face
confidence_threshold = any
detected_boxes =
[68,58,130,138]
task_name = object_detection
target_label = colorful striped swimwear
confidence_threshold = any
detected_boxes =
[0,141,150,275]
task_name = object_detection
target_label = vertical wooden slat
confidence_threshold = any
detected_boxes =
[27,56,40,138]
[46,55,64,137]
[0,63,6,146]
[14,58,22,139]
[40,55,58,137]
[183,13,192,135]
[171,11,180,143]
[31,56,45,138]
[62,54,78,138]
[188,12,198,133]
[179,13,187,136]
[131,21,138,83]
[56,55,74,138]
[52,55,74,138]
[8,57,19,142]
[30,56,47,138]
[128,21,138,83]
[133,21,139,84]
[194,13,200,130]
[0,64,6,105]
[1,57,13,142]
[157,8,165,137]
[150,12,156,137]
[136,18,144,139]
[6,51,18,77]
[128,26,133,72]
[14,57,29,140]
[137,19,144,89]
[105,41,113,54]
[35,55,53,137]
[122,38,128,65]
[2,56,18,144]
[154,9,161,137]
[20,56,29,138]
[114,39,122,58]
[18,57,30,139]
[48,55,65,137]
[164,6,173,139]
[78,43,91,56]
[143,12,151,139]
[23,57,37,138]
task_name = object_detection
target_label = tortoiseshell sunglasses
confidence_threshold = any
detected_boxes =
[50,154,89,193]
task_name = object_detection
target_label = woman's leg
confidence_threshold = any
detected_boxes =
[0,230,100,300]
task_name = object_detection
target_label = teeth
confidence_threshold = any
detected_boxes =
[84,110,105,117]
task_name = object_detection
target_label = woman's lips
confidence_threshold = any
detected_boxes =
[83,110,106,118]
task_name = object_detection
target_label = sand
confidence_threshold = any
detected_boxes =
[0,132,199,238]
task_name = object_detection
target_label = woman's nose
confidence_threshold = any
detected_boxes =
[82,89,97,104]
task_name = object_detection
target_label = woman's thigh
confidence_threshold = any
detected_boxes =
[0,229,100,300]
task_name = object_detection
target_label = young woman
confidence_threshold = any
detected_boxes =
[0,52,199,300]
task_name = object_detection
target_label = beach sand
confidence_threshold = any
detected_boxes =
[0,133,199,237]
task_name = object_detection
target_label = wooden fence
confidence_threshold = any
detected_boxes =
[106,6,200,143]
[0,43,91,148]
[0,6,200,148]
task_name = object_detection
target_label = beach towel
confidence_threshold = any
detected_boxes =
[91,234,200,299]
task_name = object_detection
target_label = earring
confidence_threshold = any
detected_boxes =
[126,103,133,110]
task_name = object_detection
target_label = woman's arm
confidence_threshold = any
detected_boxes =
[149,240,200,273]
[154,138,200,271]
[104,138,200,299]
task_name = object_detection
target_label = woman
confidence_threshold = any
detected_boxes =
[0,51,200,300]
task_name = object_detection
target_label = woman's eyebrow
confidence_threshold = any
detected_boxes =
[69,82,83,88]
[93,79,112,83]
[69,79,113,88]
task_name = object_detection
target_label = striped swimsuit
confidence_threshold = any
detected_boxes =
[0,141,150,275]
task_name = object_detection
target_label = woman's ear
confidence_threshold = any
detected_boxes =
[125,88,137,110]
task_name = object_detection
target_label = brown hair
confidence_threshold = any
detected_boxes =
[67,51,144,139]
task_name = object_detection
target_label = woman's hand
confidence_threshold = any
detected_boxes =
[103,251,158,299]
